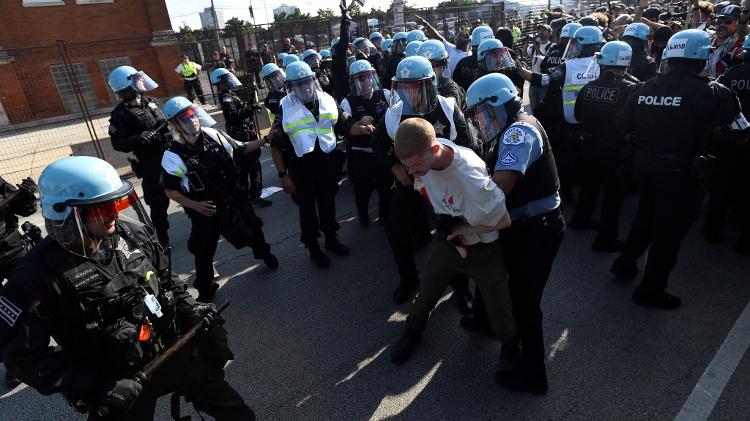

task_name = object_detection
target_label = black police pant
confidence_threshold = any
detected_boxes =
[571,145,625,244]
[348,150,393,222]
[474,208,565,377]
[141,172,170,248]
[183,79,206,105]
[619,154,702,293]
[238,148,264,200]
[290,149,340,245]
[704,144,750,242]
[188,211,271,295]
[89,341,254,421]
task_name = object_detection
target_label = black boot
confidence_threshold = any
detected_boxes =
[324,235,350,256]
[393,277,418,304]
[196,283,219,302]
[308,243,331,269]
[610,256,638,279]
[391,327,422,364]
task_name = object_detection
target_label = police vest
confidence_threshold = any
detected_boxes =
[162,127,234,193]
[180,62,199,78]
[280,92,338,157]
[385,95,457,141]
[342,89,390,150]
[562,57,600,124]
[503,115,560,209]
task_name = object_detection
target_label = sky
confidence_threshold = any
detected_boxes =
[165,0,435,30]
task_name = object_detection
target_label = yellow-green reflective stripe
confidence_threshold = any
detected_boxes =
[176,168,185,175]
[563,100,577,104]
[319,113,337,120]
[288,127,334,138]
[563,85,584,91]
[283,116,317,131]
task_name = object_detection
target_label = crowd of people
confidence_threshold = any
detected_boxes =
[0,0,749,418]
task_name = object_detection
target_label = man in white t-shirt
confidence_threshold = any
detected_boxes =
[389,118,517,371]
[525,25,554,111]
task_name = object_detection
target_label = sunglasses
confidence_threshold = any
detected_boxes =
[79,194,133,219]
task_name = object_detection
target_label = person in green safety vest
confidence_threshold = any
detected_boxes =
[174,55,206,105]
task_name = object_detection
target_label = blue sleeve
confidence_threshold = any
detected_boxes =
[494,123,543,174]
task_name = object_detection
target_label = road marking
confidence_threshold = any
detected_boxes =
[369,360,443,420]
[675,300,750,421]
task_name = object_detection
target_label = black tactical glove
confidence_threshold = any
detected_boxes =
[18,177,37,195]
[434,215,463,240]
[192,303,225,326]
[101,378,142,413]
[138,130,159,145]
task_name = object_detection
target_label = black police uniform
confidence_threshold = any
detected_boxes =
[614,70,744,304]
[317,67,336,97]
[705,61,750,252]
[163,131,273,299]
[0,221,254,420]
[573,71,639,248]
[372,97,478,302]
[452,51,480,91]
[264,89,285,117]
[438,79,467,110]
[332,14,352,102]
[540,43,566,75]
[0,177,37,283]
[379,53,403,91]
[270,100,352,248]
[342,89,393,224]
[629,51,658,82]
[219,89,264,202]
[109,96,171,247]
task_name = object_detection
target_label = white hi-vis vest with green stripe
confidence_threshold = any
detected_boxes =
[161,127,233,192]
[562,56,599,124]
[280,92,338,157]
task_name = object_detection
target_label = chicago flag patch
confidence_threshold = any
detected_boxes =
[0,296,21,327]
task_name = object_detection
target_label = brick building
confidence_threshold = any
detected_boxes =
[0,0,183,127]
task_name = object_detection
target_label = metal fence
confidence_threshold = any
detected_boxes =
[0,0,631,185]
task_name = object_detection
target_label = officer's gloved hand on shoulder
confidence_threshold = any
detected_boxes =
[138,130,159,145]
[101,378,142,413]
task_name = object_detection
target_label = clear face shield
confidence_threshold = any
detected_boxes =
[562,39,584,60]
[431,58,452,84]
[130,71,159,93]
[171,104,216,141]
[355,39,377,57]
[289,75,322,104]
[464,99,508,144]
[392,39,408,55]
[479,48,517,72]
[351,70,382,98]
[391,78,437,116]
[46,188,159,260]
[218,73,242,90]
[304,55,321,70]
[264,70,286,92]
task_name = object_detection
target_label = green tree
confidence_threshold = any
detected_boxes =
[438,0,481,6]
[177,25,198,42]
[318,8,336,19]
[224,17,248,37]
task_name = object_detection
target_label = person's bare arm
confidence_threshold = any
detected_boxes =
[634,0,646,22]
[270,146,295,194]
[415,15,447,43]
[448,212,512,238]
[492,170,522,194]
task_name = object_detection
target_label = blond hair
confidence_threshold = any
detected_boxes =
[395,118,436,160]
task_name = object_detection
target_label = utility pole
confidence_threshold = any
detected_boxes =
[211,0,221,47]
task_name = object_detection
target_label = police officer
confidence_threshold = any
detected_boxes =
[301,49,334,97]
[270,61,361,269]
[462,73,565,394]
[540,22,581,76]
[477,39,518,79]
[380,39,393,62]
[161,97,278,302]
[0,156,255,420]
[261,63,287,119]
[174,55,206,105]
[341,60,393,226]
[352,37,382,71]
[573,41,639,252]
[452,25,495,91]
[211,68,271,208]
[418,40,467,109]
[404,40,423,58]
[282,54,299,70]
[370,31,385,53]
[372,56,478,310]
[704,36,750,254]
[612,30,747,308]
[517,26,603,207]
[379,31,408,90]
[621,22,658,82]
[108,66,172,248]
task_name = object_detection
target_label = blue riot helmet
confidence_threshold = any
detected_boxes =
[391,56,437,116]
[163,96,216,141]
[370,31,384,49]
[320,49,332,60]
[405,40,423,57]
[559,22,583,42]
[282,54,299,69]
[108,65,158,99]
[597,40,632,67]
[477,39,516,72]
[743,36,750,50]
[392,32,408,56]
[465,73,519,144]
[353,37,377,57]
[285,61,321,104]
[277,52,288,63]
[210,67,242,92]
[470,25,495,48]
[301,49,322,70]
[562,26,603,60]
[331,37,340,48]
[406,30,426,44]
[39,156,154,258]
[621,22,651,53]
[418,39,451,83]
[261,63,286,93]
[382,39,394,53]
[349,59,382,98]
[659,29,712,74]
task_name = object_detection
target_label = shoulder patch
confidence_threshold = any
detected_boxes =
[0,296,22,327]
[500,150,517,166]
[502,126,526,145]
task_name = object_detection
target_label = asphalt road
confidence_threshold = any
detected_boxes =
[1,145,749,421]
